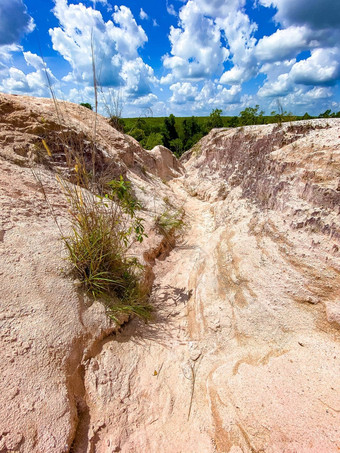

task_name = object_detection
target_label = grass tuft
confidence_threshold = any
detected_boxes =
[155,208,184,236]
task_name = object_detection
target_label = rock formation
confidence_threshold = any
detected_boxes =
[0,93,339,452]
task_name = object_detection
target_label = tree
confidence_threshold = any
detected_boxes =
[228,116,239,127]
[80,102,93,110]
[239,105,264,125]
[163,114,178,148]
[144,133,163,150]
[185,132,203,150]
[170,138,184,157]
[319,109,331,118]
[130,128,145,142]
[207,108,223,129]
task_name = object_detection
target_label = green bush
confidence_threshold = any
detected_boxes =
[80,102,93,110]
[58,170,151,320]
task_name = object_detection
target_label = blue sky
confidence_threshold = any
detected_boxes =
[0,0,340,117]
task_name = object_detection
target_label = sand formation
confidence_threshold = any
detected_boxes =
[0,93,340,452]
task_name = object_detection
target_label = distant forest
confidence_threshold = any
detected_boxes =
[119,106,340,157]
[78,101,340,157]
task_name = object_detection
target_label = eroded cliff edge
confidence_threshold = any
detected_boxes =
[0,93,339,452]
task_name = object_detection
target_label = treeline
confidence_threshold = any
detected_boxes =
[78,101,340,157]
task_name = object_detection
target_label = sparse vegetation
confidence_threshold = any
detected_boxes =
[155,208,185,237]
[36,131,152,321]
[62,172,151,320]
[80,102,93,110]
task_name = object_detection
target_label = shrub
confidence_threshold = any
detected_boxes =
[60,174,151,320]
[109,115,125,132]
[37,134,151,321]
[80,102,93,110]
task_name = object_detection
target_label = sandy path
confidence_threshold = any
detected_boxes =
[76,176,340,453]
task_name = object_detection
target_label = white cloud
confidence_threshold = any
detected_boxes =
[162,0,258,87]
[49,1,148,87]
[0,68,29,92]
[305,86,333,100]
[0,0,34,46]
[259,0,340,30]
[168,80,241,112]
[258,72,292,97]
[290,48,340,85]
[195,81,241,108]
[162,1,228,82]
[166,1,177,16]
[139,8,148,20]
[0,44,22,65]
[23,51,45,70]
[255,26,315,62]
[121,58,156,99]
[89,0,108,4]
[0,0,158,114]
[46,0,158,108]
[220,65,255,85]
[0,51,57,97]
[152,19,159,27]
[169,82,199,104]
[131,93,158,107]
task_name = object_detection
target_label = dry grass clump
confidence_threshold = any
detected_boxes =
[38,134,151,321]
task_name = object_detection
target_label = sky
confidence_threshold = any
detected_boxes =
[0,0,340,117]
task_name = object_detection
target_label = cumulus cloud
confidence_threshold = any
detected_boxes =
[0,0,34,46]
[49,0,148,86]
[168,80,241,113]
[121,58,156,99]
[162,1,229,83]
[253,0,340,105]
[0,51,57,97]
[131,93,158,107]
[89,0,108,4]
[255,26,315,62]
[49,0,156,101]
[259,0,340,29]
[161,0,258,87]
[290,48,340,86]
[258,73,292,97]
[305,86,333,100]
[195,81,241,108]
[169,82,199,104]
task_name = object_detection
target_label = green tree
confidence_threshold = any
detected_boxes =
[163,114,178,148]
[319,109,331,118]
[130,128,145,142]
[144,133,163,150]
[228,116,239,127]
[239,105,264,125]
[80,102,93,110]
[135,118,151,135]
[170,138,184,157]
[207,108,223,130]
[270,100,291,125]
[182,116,201,146]
[185,132,203,150]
